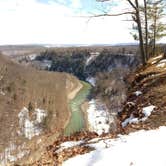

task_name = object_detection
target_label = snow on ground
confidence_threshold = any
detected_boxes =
[18,107,47,139]
[63,126,166,166]
[28,54,37,60]
[86,99,114,135]
[134,91,142,96]
[85,52,100,66]
[86,77,96,86]
[142,105,156,118]
[157,63,165,68]
[122,105,155,127]
[122,114,139,128]
[156,58,166,68]
[0,142,29,166]
[57,141,84,153]
[159,59,166,63]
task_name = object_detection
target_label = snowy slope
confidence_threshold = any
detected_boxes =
[63,126,166,166]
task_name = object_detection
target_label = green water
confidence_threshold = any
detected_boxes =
[64,81,91,136]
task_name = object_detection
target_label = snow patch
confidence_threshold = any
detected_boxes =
[86,77,96,86]
[142,105,156,118]
[0,143,29,166]
[122,105,156,127]
[57,141,84,153]
[156,58,166,68]
[157,63,165,68]
[159,59,166,63]
[134,91,142,96]
[86,100,114,135]
[28,54,37,60]
[63,126,166,166]
[122,114,139,127]
[85,52,99,66]
[18,107,47,139]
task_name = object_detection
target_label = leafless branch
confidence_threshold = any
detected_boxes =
[83,11,135,18]
[127,0,137,10]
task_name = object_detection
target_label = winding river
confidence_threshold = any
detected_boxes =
[64,81,91,136]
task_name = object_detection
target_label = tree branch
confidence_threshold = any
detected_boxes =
[85,11,135,18]
[127,0,137,10]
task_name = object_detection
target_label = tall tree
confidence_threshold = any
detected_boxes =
[96,0,166,64]
[144,0,148,60]
[148,0,166,56]
[96,0,146,65]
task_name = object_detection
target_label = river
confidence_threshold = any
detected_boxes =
[64,81,91,136]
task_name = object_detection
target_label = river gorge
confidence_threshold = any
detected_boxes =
[0,47,141,165]
[22,49,141,136]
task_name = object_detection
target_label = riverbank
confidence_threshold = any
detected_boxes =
[81,99,115,135]
[64,81,91,136]
[63,79,83,134]
[67,79,83,101]
[81,101,90,130]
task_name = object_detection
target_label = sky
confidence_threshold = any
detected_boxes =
[0,0,165,45]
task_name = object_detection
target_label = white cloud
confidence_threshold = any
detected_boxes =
[0,0,165,45]
[70,0,82,9]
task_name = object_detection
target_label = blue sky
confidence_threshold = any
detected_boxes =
[0,0,165,45]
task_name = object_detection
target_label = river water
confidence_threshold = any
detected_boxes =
[64,81,91,136]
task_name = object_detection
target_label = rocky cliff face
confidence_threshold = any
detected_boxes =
[45,51,140,80]
[0,55,81,165]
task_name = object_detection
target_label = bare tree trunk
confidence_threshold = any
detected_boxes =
[153,9,157,56]
[144,0,148,60]
[135,0,146,65]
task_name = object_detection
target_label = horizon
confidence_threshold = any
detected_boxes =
[0,0,166,45]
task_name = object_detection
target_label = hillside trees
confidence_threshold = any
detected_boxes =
[132,0,166,58]
[96,0,166,65]
[148,0,166,56]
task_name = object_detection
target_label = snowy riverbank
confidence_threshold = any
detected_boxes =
[85,99,115,135]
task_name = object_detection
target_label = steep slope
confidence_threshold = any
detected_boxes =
[119,54,166,133]
[0,54,82,165]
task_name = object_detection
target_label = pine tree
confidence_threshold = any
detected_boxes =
[96,0,166,64]
[148,0,166,56]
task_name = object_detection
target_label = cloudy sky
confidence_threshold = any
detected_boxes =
[0,0,165,45]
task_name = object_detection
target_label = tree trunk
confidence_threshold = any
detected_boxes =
[135,0,146,65]
[153,8,157,56]
[144,0,148,60]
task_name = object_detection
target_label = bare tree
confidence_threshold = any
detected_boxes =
[95,0,166,64]
[144,0,148,60]
[95,0,146,65]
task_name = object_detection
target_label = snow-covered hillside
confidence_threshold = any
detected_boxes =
[63,126,166,166]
